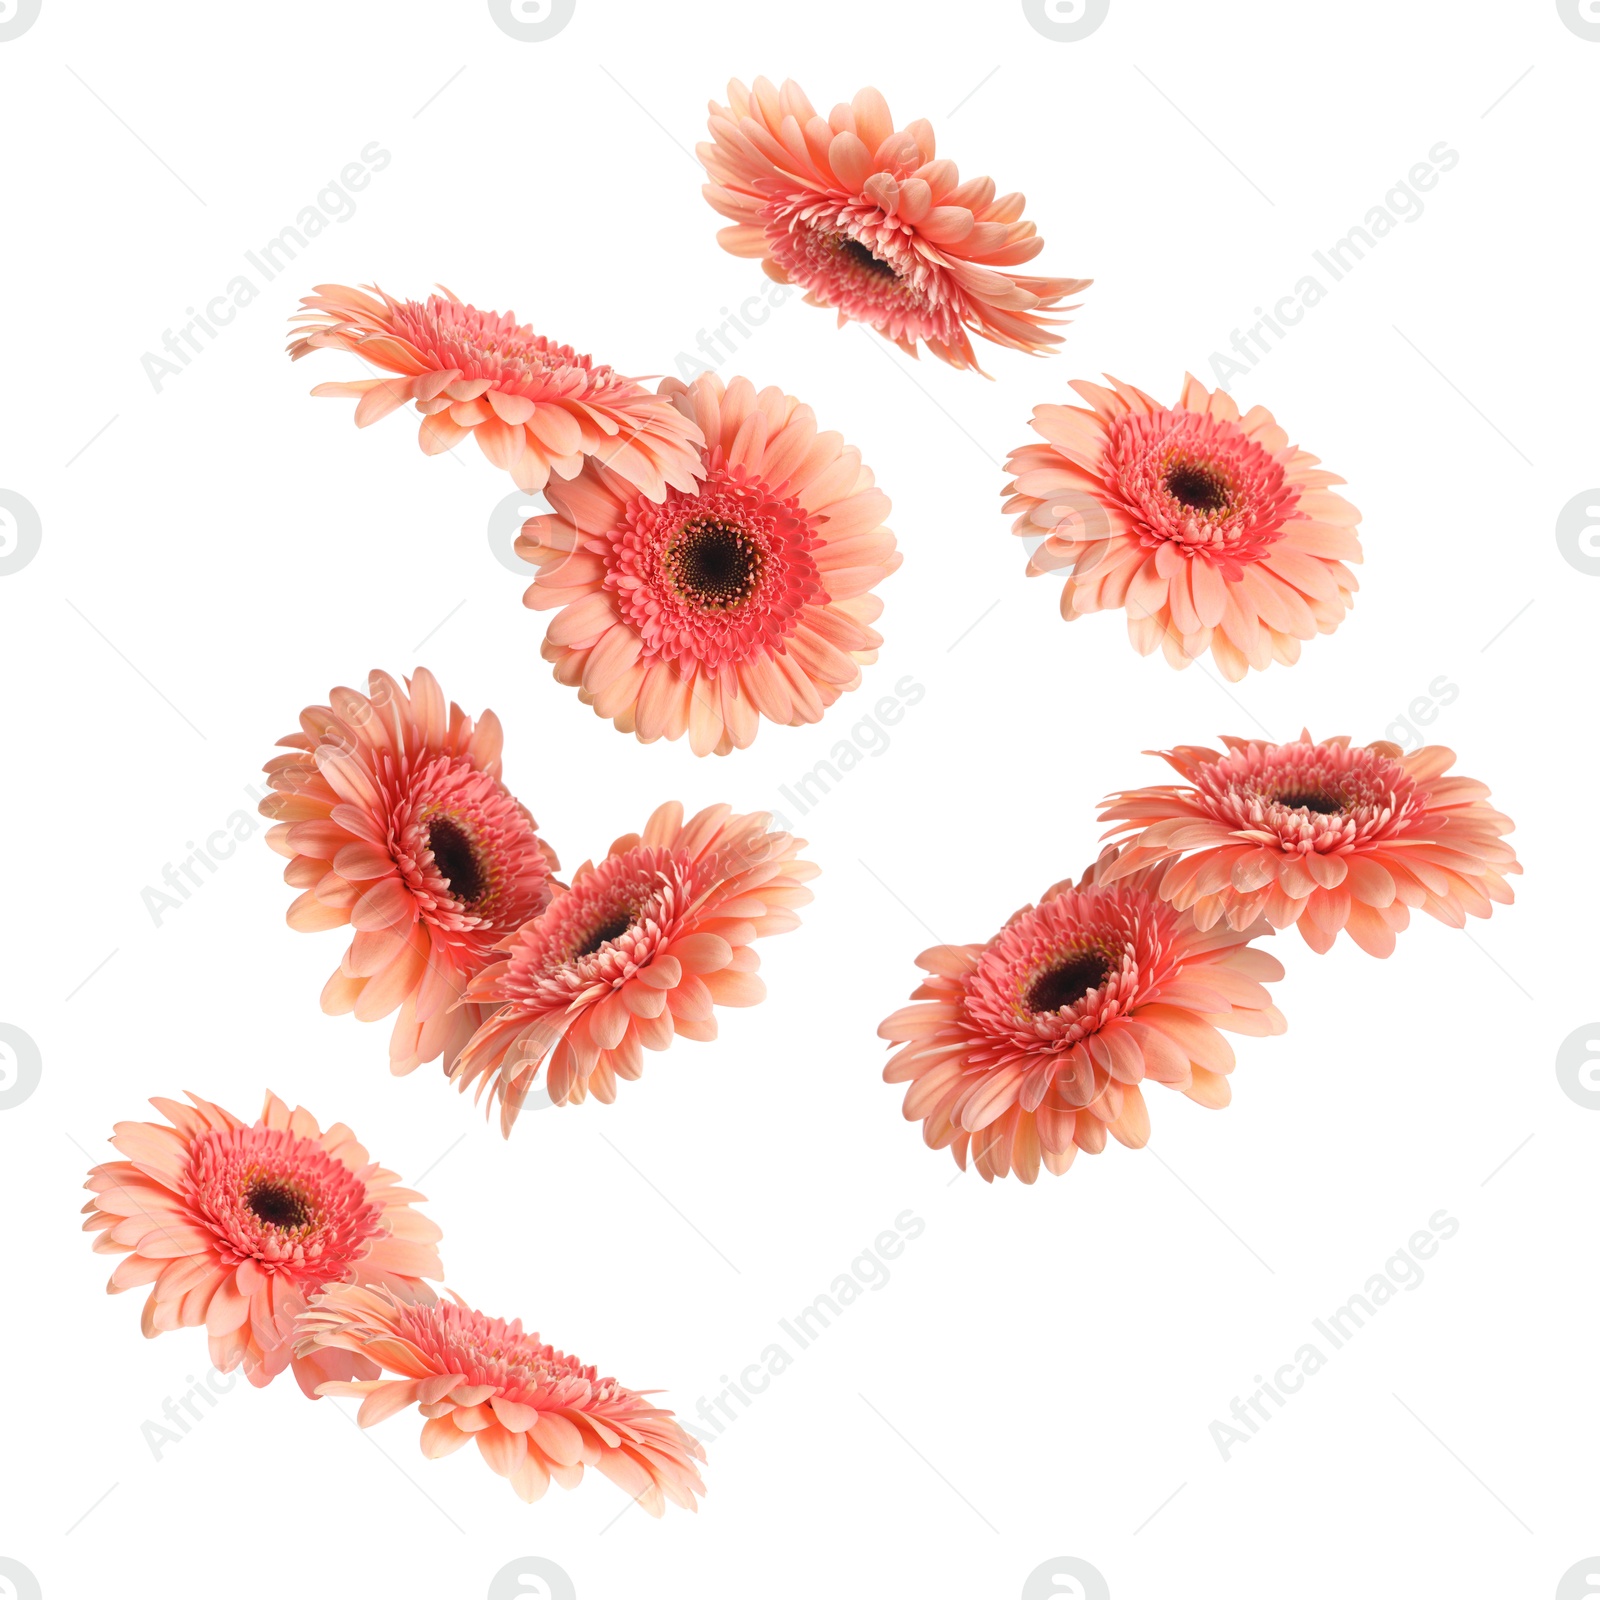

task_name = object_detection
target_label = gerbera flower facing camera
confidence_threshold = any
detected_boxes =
[83,1091,443,1395]
[519,373,899,755]
[1003,375,1361,678]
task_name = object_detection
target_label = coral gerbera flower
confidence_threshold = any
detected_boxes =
[299,1281,706,1514]
[260,668,559,1075]
[1098,733,1520,957]
[518,372,900,755]
[453,801,815,1132]
[288,283,704,501]
[698,78,1088,371]
[83,1091,444,1395]
[1003,375,1362,678]
[879,847,1286,1183]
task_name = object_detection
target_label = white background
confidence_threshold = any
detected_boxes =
[1,2,1595,1597]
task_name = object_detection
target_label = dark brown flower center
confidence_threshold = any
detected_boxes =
[246,1179,312,1231]
[666,517,763,611]
[1025,952,1113,1014]
[1273,790,1345,815]
[428,816,486,905]
[838,236,899,280]
[575,911,634,960]
[1165,462,1231,514]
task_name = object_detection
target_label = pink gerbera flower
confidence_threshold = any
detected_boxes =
[879,847,1286,1183]
[699,78,1088,371]
[519,372,900,754]
[83,1091,443,1395]
[299,1281,705,1514]
[454,802,815,1132]
[260,668,559,1075]
[288,283,704,501]
[1003,375,1362,678]
[1098,733,1520,956]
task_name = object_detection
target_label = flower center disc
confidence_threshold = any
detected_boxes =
[1164,462,1232,514]
[1105,407,1305,565]
[1273,789,1345,815]
[246,1179,312,1231]
[574,911,634,960]
[837,235,899,281]
[1024,951,1114,1014]
[666,517,763,611]
[427,816,487,906]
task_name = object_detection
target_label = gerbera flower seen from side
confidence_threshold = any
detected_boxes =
[453,801,815,1132]
[288,283,704,501]
[260,667,559,1075]
[299,1281,705,1514]
[518,372,900,755]
[83,1091,443,1395]
[1003,374,1362,678]
[699,78,1088,371]
[879,847,1286,1183]
[1098,733,1520,957]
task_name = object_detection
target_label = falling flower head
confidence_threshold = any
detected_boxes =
[260,667,559,1075]
[518,372,900,755]
[1003,375,1362,678]
[453,801,816,1131]
[83,1091,443,1395]
[879,847,1285,1183]
[1098,733,1520,956]
[698,78,1088,371]
[288,283,704,501]
[299,1281,705,1514]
